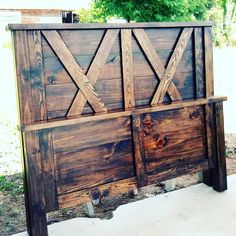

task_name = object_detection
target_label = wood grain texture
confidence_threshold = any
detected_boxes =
[132,115,147,187]
[141,106,207,174]
[133,28,181,101]
[58,177,137,208]
[38,129,58,212]
[8,22,214,30]
[194,27,205,98]
[42,30,107,113]
[204,27,214,97]
[14,31,33,125]
[67,29,119,117]
[212,102,227,191]
[151,28,193,105]
[22,96,227,132]
[121,29,135,109]
[24,131,48,236]
[27,31,47,122]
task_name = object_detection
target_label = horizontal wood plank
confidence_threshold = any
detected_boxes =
[8,22,214,30]
[22,96,227,132]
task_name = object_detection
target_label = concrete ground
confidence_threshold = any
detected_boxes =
[14,174,236,236]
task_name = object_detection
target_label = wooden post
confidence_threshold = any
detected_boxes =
[24,132,48,236]
[211,102,227,192]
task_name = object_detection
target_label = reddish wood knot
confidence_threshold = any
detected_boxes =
[143,114,153,135]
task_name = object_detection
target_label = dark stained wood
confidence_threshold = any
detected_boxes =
[141,106,207,174]
[22,96,227,132]
[38,129,58,212]
[67,29,119,117]
[24,131,48,236]
[8,22,214,30]
[11,23,227,236]
[42,30,108,113]
[211,102,227,191]
[151,28,193,105]
[132,115,147,187]
[13,31,33,125]
[58,177,137,208]
[133,28,181,102]
[27,31,47,122]
[194,27,205,98]
[204,27,214,97]
[121,29,135,109]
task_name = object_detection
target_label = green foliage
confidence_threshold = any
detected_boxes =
[92,0,211,22]
[0,174,24,197]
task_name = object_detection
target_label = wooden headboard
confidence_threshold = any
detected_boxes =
[9,22,227,236]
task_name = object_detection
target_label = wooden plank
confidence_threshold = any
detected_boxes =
[8,21,214,30]
[13,31,33,125]
[204,27,214,97]
[147,160,209,185]
[133,28,181,101]
[27,31,47,122]
[132,115,147,187]
[24,131,48,236]
[38,129,58,212]
[55,139,134,181]
[22,96,227,132]
[194,27,205,98]
[52,117,131,152]
[151,28,193,105]
[67,29,119,117]
[41,30,107,113]
[58,177,137,209]
[212,102,227,192]
[142,106,207,174]
[121,29,135,109]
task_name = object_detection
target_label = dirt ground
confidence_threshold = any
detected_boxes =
[0,129,235,236]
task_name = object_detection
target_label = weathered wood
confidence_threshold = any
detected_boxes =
[204,27,214,97]
[11,23,227,236]
[132,115,147,187]
[42,30,108,113]
[27,31,47,122]
[211,102,227,191]
[121,29,135,109]
[24,131,48,236]
[133,28,181,101]
[22,96,227,132]
[194,27,205,98]
[151,28,193,105]
[38,129,58,212]
[67,29,119,117]
[14,31,33,125]
[8,22,214,30]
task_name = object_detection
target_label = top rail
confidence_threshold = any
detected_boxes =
[8,21,214,30]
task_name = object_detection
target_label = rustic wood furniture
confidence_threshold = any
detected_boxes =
[9,22,227,236]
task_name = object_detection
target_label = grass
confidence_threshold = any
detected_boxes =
[0,174,24,198]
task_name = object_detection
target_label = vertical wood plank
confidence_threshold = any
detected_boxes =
[131,115,147,187]
[203,104,216,186]
[204,27,214,97]
[27,30,47,122]
[121,29,135,110]
[212,102,227,192]
[194,27,205,98]
[39,129,58,212]
[13,31,33,125]
[24,131,48,236]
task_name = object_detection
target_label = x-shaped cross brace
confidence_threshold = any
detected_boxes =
[42,29,119,117]
[133,27,193,105]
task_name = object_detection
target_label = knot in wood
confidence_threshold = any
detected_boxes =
[143,114,153,135]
